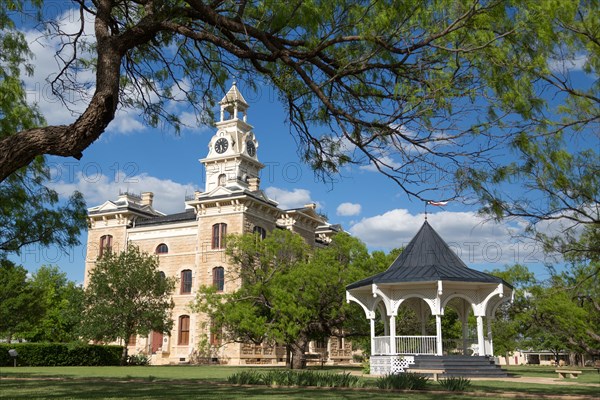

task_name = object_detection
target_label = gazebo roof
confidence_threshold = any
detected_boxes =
[347,220,511,290]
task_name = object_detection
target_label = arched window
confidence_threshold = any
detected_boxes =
[180,269,192,294]
[212,223,227,249]
[159,271,166,280]
[212,267,225,292]
[99,235,113,257]
[178,315,190,345]
[156,243,168,254]
[253,226,267,240]
[218,173,227,186]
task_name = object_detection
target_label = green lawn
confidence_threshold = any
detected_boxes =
[0,364,598,400]
[0,379,488,400]
[0,364,249,381]
[505,365,600,384]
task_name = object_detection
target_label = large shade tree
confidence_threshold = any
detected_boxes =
[0,0,87,258]
[22,265,85,343]
[0,0,595,206]
[0,259,44,342]
[81,245,176,364]
[194,229,383,369]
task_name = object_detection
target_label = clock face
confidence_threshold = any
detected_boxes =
[246,141,256,157]
[214,138,228,154]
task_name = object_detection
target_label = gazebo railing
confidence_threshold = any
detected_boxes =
[373,336,496,356]
[373,336,437,355]
[373,336,391,355]
[397,336,436,354]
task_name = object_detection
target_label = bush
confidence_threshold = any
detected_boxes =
[127,353,150,366]
[438,376,471,391]
[352,354,365,363]
[361,359,370,374]
[0,343,122,366]
[227,370,264,385]
[375,373,429,390]
[227,369,364,388]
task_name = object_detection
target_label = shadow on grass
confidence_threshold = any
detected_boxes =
[0,379,479,400]
[471,380,600,397]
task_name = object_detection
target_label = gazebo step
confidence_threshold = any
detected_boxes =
[407,355,508,378]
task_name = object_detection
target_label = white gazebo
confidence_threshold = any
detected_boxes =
[346,220,513,375]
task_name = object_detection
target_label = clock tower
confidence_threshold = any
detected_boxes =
[200,82,263,193]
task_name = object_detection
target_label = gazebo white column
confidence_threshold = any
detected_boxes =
[459,300,470,355]
[389,313,397,354]
[462,315,469,355]
[487,318,494,356]
[369,317,376,355]
[476,315,485,356]
[435,314,443,356]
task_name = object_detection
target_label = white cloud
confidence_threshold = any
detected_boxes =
[349,208,545,267]
[264,187,321,210]
[548,55,588,73]
[23,9,96,125]
[337,202,362,216]
[49,170,196,215]
[106,109,147,135]
[21,8,158,135]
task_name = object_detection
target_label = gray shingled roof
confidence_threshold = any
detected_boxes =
[347,221,510,290]
[135,209,196,227]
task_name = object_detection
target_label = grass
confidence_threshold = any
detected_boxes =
[505,365,600,384]
[0,379,490,400]
[470,380,599,398]
[0,364,598,399]
[0,365,247,381]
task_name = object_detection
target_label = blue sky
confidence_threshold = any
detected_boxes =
[10,4,596,284]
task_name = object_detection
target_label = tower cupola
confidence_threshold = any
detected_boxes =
[219,81,249,122]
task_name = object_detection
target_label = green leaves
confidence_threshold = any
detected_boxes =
[0,259,44,341]
[489,262,600,357]
[194,230,384,366]
[81,245,175,347]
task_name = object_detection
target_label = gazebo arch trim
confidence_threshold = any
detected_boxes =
[346,291,377,319]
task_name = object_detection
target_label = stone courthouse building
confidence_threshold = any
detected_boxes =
[84,84,351,365]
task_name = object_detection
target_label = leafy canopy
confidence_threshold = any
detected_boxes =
[0,0,596,205]
[0,259,44,342]
[81,245,175,356]
[0,0,87,258]
[195,229,384,368]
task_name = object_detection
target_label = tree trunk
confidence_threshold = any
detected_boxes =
[0,0,162,182]
[290,338,308,370]
[569,352,576,366]
[121,340,129,366]
[285,345,292,369]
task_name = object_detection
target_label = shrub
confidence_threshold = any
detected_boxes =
[127,353,150,366]
[375,373,429,390]
[227,369,364,388]
[227,370,264,385]
[361,359,370,374]
[352,354,364,363]
[0,343,122,366]
[438,376,471,391]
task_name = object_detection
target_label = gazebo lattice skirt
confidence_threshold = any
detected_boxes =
[370,355,415,375]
